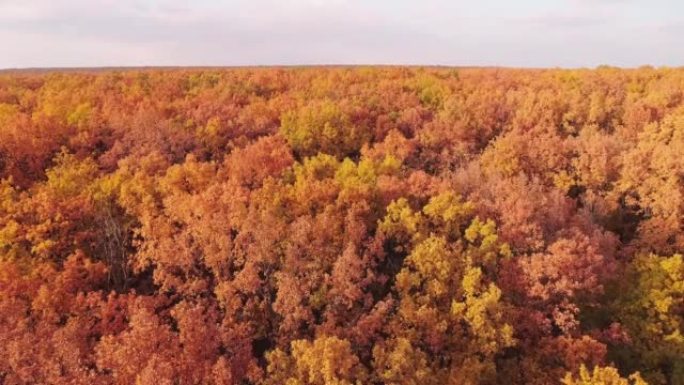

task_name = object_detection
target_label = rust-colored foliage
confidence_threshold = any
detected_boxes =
[1,67,682,384]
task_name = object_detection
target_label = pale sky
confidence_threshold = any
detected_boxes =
[0,0,682,68]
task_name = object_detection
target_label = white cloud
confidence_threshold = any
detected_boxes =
[0,0,681,68]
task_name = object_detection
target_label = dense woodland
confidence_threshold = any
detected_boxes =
[0,67,682,385]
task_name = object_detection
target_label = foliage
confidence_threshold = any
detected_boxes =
[0,67,683,384]
[562,365,648,385]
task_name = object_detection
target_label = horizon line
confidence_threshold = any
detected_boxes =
[1,63,679,73]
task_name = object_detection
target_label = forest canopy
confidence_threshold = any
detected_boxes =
[0,67,683,385]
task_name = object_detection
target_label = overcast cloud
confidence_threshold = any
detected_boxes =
[0,0,682,68]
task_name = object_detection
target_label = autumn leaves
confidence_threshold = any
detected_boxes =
[0,67,683,384]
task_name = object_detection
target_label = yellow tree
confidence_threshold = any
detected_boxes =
[380,192,515,385]
[562,365,648,385]
[612,253,684,384]
[264,336,368,385]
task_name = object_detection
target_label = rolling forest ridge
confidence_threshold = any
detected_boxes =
[0,67,682,385]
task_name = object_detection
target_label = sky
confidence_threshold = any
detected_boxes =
[0,0,682,69]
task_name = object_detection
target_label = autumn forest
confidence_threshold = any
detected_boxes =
[0,67,682,385]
